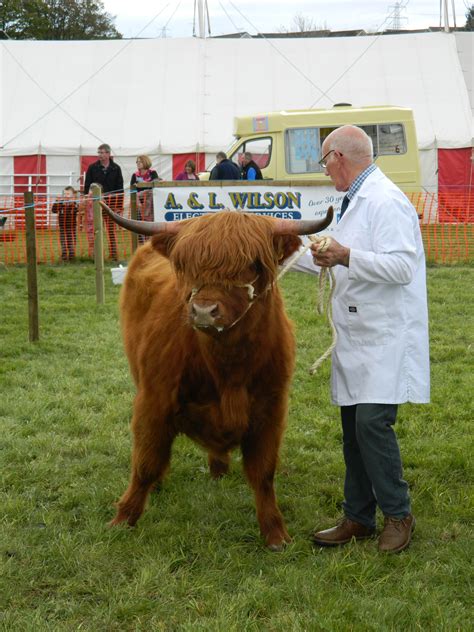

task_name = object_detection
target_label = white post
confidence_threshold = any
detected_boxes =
[197,0,206,38]
[443,0,450,32]
[450,0,456,28]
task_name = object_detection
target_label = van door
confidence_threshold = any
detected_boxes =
[229,136,274,179]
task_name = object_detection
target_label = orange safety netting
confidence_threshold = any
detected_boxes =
[1,190,473,265]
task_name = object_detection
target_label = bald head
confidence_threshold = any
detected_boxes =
[320,125,374,192]
[324,126,373,167]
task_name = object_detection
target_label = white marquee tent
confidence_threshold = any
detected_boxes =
[0,31,472,194]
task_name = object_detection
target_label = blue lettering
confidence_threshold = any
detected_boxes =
[165,211,207,221]
[246,211,301,220]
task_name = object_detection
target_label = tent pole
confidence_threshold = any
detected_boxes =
[443,0,450,32]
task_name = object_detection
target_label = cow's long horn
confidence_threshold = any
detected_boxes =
[99,201,181,235]
[273,206,334,235]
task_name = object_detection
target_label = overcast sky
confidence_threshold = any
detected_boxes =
[102,0,470,39]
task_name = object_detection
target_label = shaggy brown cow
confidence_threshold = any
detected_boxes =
[101,204,333,550]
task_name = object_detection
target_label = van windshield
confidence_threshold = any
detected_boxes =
[230,137,272,170]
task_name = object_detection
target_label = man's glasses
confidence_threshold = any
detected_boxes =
[318,149,335,169]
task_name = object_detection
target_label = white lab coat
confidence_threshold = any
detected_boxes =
[297,168,430,406]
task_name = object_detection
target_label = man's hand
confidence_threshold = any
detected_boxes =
[311,237,350,268]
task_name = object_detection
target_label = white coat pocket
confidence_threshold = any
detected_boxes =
[345,301,390,346]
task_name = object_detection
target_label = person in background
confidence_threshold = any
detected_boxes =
[308,125,430,553]
[175,159,199,181]
[240,151,263,180]
[209,151,241,180]
[51,186,78,261]
[130,155,160,244]
[84,143,124,261]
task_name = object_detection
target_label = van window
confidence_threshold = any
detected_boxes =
[378,124,406,155]
[360,124,406,156]
[285,123,407,172]
[286,128,321,173]
[231,137,272,169]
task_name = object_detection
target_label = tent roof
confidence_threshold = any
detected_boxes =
[0,32,472,156]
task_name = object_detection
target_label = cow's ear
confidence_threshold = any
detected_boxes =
[273,234,302,263]
[150,233,177,258]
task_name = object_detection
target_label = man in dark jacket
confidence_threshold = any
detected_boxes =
[209,151,241,180]
[84,143,124,260]
[241,151,263,180]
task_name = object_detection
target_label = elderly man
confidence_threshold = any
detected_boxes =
[310,125,430,553]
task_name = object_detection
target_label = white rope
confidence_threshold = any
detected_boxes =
[276,241,312,281]
[308,236,338,374]
[278,236,338,375]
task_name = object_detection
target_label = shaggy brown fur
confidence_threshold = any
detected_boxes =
[111,211,304,550]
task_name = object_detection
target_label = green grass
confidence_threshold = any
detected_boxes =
[1,263,473,631]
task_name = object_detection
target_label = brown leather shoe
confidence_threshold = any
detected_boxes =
[312,517,375,546]
[378,513,415,553]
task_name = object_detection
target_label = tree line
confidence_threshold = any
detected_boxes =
[0,2,472,40]
[0,0,122,40]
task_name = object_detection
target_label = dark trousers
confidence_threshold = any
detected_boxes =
[102,194,119,260]
[59,215,76,260]
[102,214,117,259]
[341,403,410,528]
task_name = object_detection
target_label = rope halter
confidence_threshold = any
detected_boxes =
[188,276,267,331]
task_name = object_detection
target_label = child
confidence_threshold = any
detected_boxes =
[51,186,78,261]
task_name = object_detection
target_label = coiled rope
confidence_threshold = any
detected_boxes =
[277,236,337,375]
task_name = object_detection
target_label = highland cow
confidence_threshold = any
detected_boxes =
[101,204,332,550]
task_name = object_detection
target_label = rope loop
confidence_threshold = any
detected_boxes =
[278,235,338,375]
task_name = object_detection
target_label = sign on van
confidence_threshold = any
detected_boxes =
[153,185,343,229]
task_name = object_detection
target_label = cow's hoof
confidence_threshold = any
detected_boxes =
[108,509,139,527]
[267,542,286,552]
[266,535,291,551]
[209,461,229,479]
[108,515,130,527]
[265,529,291,551]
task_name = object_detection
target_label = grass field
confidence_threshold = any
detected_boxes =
[1,263,473,631]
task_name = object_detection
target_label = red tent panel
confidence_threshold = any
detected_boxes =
[80,156,97,191]
[14,155,47,194]
[438,148,474,222]
[172,153,206,179]
[13,155,47,227]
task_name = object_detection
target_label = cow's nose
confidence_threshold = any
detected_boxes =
[191,302,219,326]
